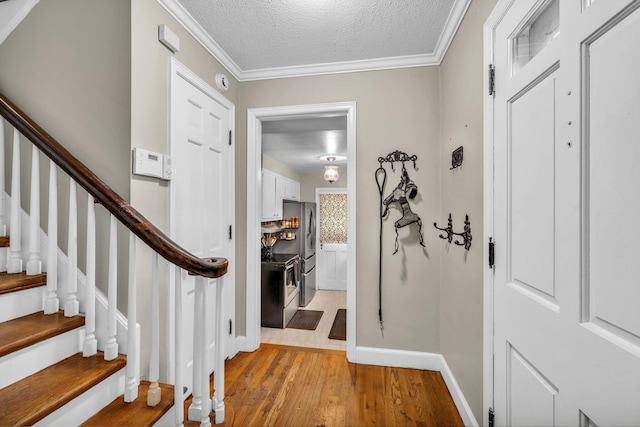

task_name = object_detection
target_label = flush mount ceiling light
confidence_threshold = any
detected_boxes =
[322,155,341,183]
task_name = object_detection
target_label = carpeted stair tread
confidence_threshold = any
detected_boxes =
[0,271,47,295]
[0,352,126,426]
[0,310,85,357]
[80,380,174,426]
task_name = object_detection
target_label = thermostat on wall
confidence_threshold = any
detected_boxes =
[133,148,172,180]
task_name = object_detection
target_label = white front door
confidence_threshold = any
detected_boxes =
[490,0,640,425]
[170,61,235,395]
[316,189,347,291]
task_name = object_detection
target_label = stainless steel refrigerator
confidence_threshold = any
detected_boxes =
[274,201,316,306]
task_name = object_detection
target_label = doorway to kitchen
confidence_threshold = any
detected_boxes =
[246,102,356,360]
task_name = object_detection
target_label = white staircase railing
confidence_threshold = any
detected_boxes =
[0,91,228,426]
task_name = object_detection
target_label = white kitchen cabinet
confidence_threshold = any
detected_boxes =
[261,170,279,220]
[261,169,300,221]
[283,179,300,201]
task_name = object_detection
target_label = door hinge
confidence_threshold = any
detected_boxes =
[489,408,494,427]
[489,64,496,96]
[229,225,232,240]
[229,319,232,335]
[489,238,495,269]
[229,130,232,146]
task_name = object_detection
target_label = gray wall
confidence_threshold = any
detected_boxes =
[439,0,497,421]
[237,68,442,351]
[0,0,131,313]
[262,154,303,183]
[300,173,348,202]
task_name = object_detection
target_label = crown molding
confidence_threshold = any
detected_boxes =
[156,0,471,82]
[156,0,243,80]
[0,0,40,45]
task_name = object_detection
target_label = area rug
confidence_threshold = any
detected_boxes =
[286,310,323,330]
[328,309,346,340]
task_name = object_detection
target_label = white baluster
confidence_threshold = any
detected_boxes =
[83,197,97,356]
[213,276,225,423]
[174,266,184,427]
[26,146,41,275]
[64,180,79,316]
[188,274,204,422]
[147,252,161,406]
[0,120,8,273]
[7,128,22,273]
[0,119,7,238]
[200,276,211,427]
[125,232,138,402]
[104,214,118,360]
[43,161,59,313]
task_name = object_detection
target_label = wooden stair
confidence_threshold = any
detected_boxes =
[81,381,175,426]
[0,352,127,426]
[0,270,176,426]
[0,271,46,296]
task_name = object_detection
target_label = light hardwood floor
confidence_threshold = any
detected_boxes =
[195,343,464,427]
[261,290,347,351]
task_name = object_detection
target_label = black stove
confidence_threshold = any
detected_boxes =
[261,253,299,264]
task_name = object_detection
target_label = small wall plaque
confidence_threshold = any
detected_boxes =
[450,146,463,170]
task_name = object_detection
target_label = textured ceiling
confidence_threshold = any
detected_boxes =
[165,0,470,80]
[157,0,470,174]
[262,116,348,175]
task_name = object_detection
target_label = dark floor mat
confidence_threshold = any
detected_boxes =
[286,310,323,330]
[328,309,346,340]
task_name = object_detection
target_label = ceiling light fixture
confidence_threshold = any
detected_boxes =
[323,156,339,184]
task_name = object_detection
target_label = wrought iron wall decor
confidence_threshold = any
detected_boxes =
[450,146,463,170]
[374,150,424,335]
[434,213,454,243]
[453,214,472,251]
[433,213,472,251]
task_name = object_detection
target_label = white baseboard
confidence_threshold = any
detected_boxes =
[234,335,247,353]
[354,345,442,370]
[439,357,479,427]
[355,346,478,427]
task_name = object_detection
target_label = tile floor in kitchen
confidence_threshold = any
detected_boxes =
[260,290,347,351]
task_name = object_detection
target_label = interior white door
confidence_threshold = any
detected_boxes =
[318,243,347,291]
[491,0,640,425]
[171,65,234,395]
[316,189,347,291]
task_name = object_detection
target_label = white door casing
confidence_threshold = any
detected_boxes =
[486,1,640,425]
[316,188,347,291]
[168,58,235,393]
[245,102,357,360]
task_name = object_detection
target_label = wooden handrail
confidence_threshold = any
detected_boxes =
[0,91,227,278]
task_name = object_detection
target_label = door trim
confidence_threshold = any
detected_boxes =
[167,57,236,381]
[246,102,357,360]
[482,1,517,425]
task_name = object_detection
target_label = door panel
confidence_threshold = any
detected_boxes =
[585,6,640,346]
[172,69,233,395]
[491,0,640,425]
[508,343,558,427]
[509,69,558,302]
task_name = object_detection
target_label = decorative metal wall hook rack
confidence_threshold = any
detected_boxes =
[378,150,418,171]
[452,214,472,251]
[434,213,454,243]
